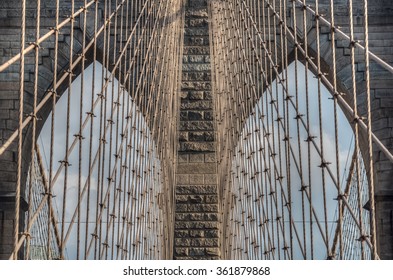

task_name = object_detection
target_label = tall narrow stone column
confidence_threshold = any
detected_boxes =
[174,0,220,260]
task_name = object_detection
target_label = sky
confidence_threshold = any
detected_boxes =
[31,60,370,260]
[36,61,164,260]
[229,61,370,259]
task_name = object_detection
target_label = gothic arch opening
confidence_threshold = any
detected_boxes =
[224,60,371,260]
[25,62,167,260]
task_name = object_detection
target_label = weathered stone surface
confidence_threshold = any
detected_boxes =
[181,100,213,110]
[175,238,191,247]
[179,121,214,131]
[190,230,205,238]
[189,132,205,141]
[205,195,218,204]
[175,221,218,230]
[183,46,210,55]
[205,230,219,238]
[174,0,220,260]
[187,56,205,63]
[185,27,209,36]
[189,18,209,28]
[175,201,218,213]
[182,72,211,81]
[183,63,211,72]
[175,230,190,238]
[187,111,203,120]
[184,35,209,45]
[181,81,211,90]
[175,248,189,256]
[205,248,220,256]
[186,8,208,18]
[204,111,214,120]
[189,174,204,184]
[177,163,217,174]
[204,153,216,162]
[187,204,218,213]
[176,185,217,195]
[188,91,204,100]
[179,142,215,152]
[179,131,188,142]
[176,195,189,203]
[190,238,219,247]
[190,248,205,256]
[176,212,217,221]
[176,204,188,212]
[189,153,204,162]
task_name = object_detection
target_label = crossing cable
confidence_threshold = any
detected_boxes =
[348,0,366,260]
[264,1,393,164]
[25,0,41,260]
[1,0,392,261]
[264,2,380,258]
[210,0,388,260]
[362,0,378,260]
[3,0,183,260]
[328,0,343,260]
[222,0,326,258]
[254,1,380,249]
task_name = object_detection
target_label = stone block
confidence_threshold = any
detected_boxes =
[184,35,208,45]
[189,153,204,162]
[182,63,211,72]
[179,131,188,141]
[180,110,188,121]
[181,100,213,110]
[177,162,217,174]
[187,111,203,121]
[186,8,208,18]
[176,204,188,212]
[190,230,205,238]
[188,55,205,63]
[204,111,213,120]
[178,154,189,163]
[188,91,204,100]
[189,174,205,184]
[176,185,217,194]
[189,18,209,28]
[187,204,218,213]
[205,230,219,238]
[205,194,218,203]
[185,28,209,36]
[204,132,214,141]
[176,195,189,204]
[191,238,219,247]
[174,230,190,238]
[175,238,191,247]
[189,132,205,141]
[186,0,207,8]
[181,81,211,90]
[175,248,189,257]
[179,142,215,152]
[190,248,205,256]
[204,213,218,221]
[205,248,220,256]
[189,195,203,203]
[176,213,190,221]
[204,153,216,163]
[183,46,210,55]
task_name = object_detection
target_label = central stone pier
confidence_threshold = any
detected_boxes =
[174,0,220,260]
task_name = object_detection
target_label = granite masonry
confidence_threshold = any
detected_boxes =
[174,0,220,260]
